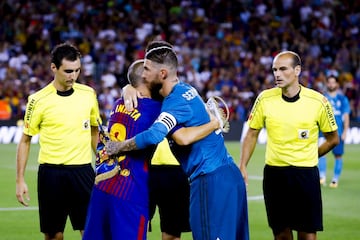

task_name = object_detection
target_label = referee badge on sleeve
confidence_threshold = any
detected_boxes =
[298,129,309,139]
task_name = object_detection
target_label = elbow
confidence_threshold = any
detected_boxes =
[329,134,340,149]
[173,136,191,146]
[171,130,194,146]
[333,135,340,147]
[324,131,340,148]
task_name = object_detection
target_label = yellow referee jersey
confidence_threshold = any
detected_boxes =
[151,139,180,165]
[248,86,337,167]
[23,83,100,165]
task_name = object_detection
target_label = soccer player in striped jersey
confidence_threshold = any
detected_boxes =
[83,59,219,240]
[105,41,249,240]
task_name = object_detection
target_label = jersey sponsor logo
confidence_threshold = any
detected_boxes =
[155,112,176,132]
[298,129,309,139]
[83,119,90,130]
[324,101,337,127]
[25,98,36,124]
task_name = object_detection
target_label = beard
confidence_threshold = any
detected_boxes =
[150,82,164,101]
[327,86,337,92]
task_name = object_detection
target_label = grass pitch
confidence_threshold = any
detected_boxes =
[1,142,359,239]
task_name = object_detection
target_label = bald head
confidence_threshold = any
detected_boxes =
[127,59,145,87]
[273,51,301,68]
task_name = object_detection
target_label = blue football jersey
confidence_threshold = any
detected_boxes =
[136,82,234,181]
[324,91,350,135]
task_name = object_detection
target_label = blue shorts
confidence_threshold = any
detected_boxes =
[319,137,344,156]
[332,139,344,156]
[189,162,249,240]
[83,187,148,240]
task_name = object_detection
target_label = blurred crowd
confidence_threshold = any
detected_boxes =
[0,0,359,123]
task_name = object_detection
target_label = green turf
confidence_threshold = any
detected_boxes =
[1,142,359,239]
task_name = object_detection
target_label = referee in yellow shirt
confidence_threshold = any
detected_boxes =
[16,43,101,240]
[240,51,339,240]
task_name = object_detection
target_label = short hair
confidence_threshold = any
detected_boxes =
[326,75,339,83]
[145,41,178,70]
[51,43,81,69]
[275,51,301,68]
[127,59,145,87]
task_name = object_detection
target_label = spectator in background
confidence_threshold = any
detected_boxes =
[319,75,350,188]
[0,1,359,123]
[0,98,11,120]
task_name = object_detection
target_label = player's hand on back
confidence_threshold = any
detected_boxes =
[122,84,142,111]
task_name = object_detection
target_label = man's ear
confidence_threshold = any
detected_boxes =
[295,65,301,76]
[50,63,57,73]
[160,69,168,80]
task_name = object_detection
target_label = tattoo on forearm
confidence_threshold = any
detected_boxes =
[105,137,138,155]
[122,138,138,152]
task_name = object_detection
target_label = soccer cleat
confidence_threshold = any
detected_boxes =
[320,177,326,186]
[206,96,230,134]
[329,180,338,188]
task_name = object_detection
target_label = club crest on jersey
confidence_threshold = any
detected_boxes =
[83,119,90,130]
[298,129,309,139]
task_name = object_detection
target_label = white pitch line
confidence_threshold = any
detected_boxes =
[1,195,264,212]
[248,175,263,180]
[0,175,265,212]
[247,175,263,200]
[248,195,264,201]
[0,207,38,211]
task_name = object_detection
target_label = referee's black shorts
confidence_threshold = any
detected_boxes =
[263,165,323,235]
[38,163,95,234]
[149,165,191,237]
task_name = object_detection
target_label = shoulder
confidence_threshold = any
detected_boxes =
[139,98,161,106]
[174,82,194,93]
[301,86,325,100]
[257,87,281,100]
[300,87,331,108]
[337,92,349,101]
[170,82,198,101]
[140,99,162,116]
[135,99,162,121]
[28,83,55,102]
[73,83,96,95]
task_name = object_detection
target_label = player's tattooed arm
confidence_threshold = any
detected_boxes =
[105,137,138,155]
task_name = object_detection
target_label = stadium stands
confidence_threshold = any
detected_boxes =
[0,0,359,123]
